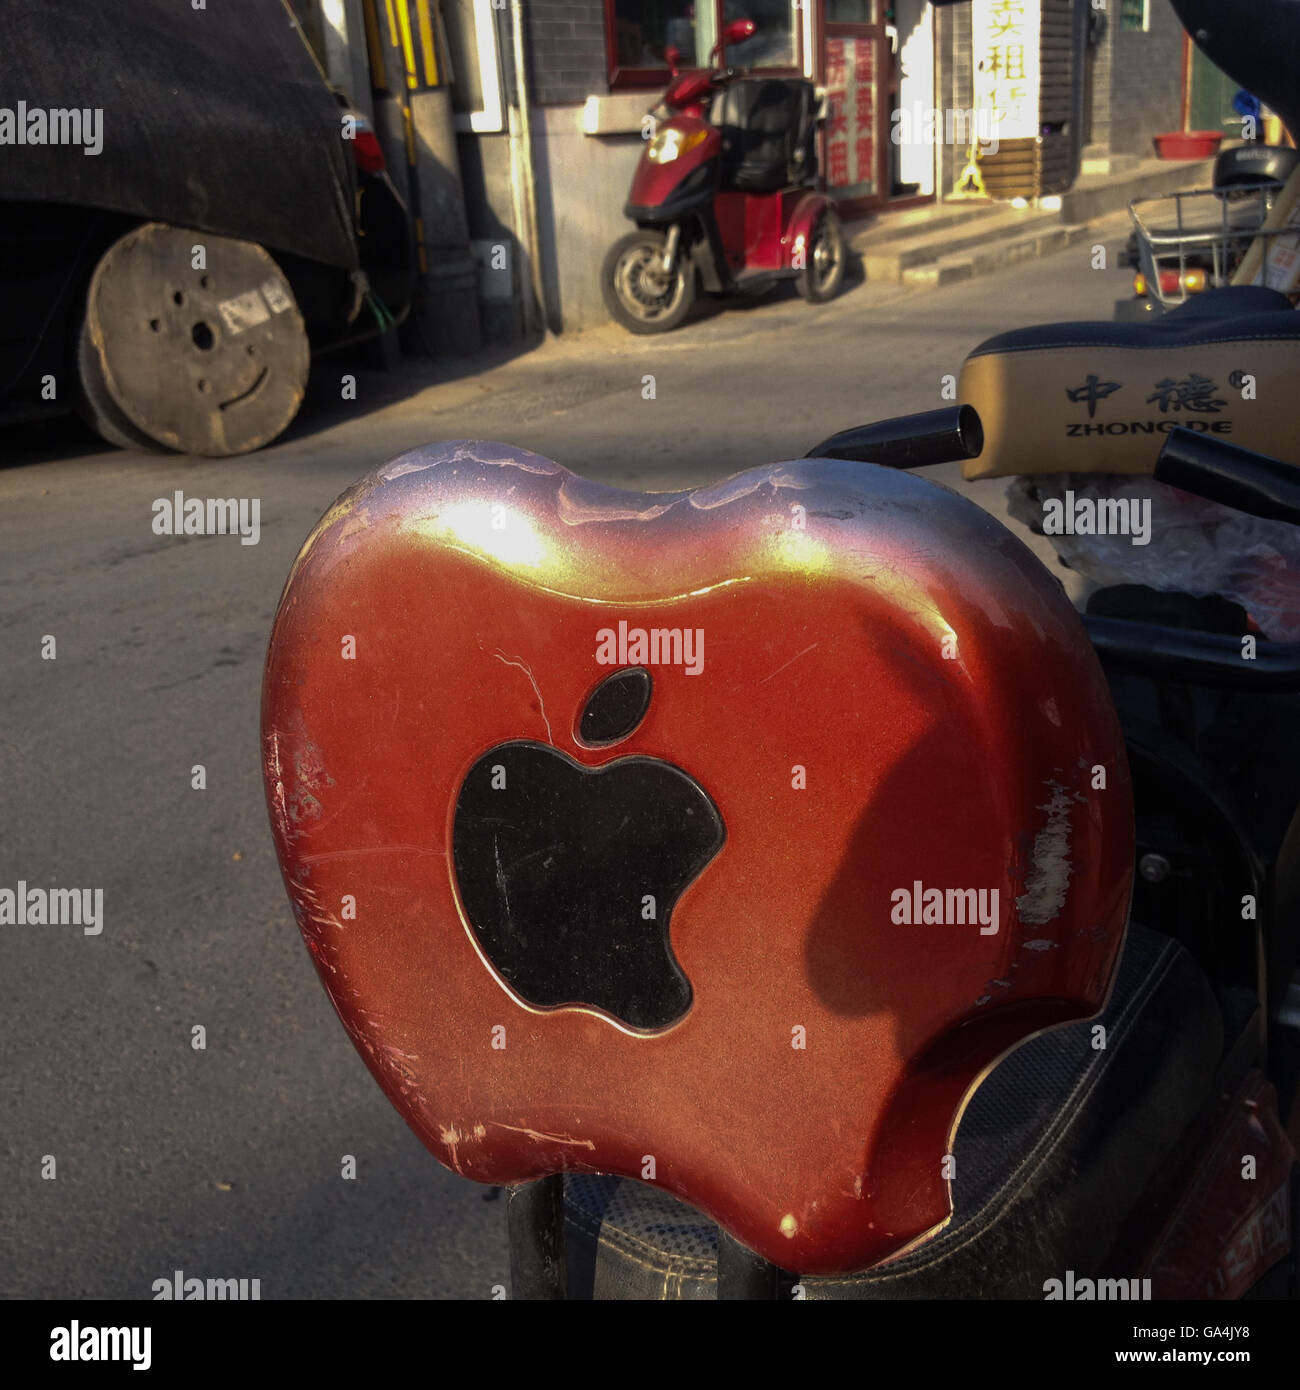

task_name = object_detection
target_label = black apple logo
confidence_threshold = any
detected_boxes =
[451,668,724,1030]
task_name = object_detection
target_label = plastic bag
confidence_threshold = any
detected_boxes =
[1005,473,1300,641]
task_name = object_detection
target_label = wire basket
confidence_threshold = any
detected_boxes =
[1128,182,1298,308]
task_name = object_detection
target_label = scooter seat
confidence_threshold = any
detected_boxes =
[263,441,1133,1277]
[1213,142,1300,190]
[959,286,1300,480]
[563,922,1223,1298]
[715,78,816,193]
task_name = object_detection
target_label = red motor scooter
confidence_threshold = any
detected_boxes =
[600,18,847,334]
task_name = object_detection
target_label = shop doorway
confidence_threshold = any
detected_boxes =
[820,0,932,218]
[822,0,886,216]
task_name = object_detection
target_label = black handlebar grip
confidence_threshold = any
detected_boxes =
[1156,428,1300,527]
[807,405,984,469]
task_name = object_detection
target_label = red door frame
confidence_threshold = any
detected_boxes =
[816,0,933,220]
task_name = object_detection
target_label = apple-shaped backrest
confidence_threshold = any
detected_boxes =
[262,441,1132,1275]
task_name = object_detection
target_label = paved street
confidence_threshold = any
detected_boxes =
[1,216,1136,1298]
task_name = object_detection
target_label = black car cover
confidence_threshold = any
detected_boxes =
[0,0,358,270]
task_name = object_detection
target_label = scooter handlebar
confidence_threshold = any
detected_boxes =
[805,414,1300,691]
[1155,427,1300,527]
[806,405,984,468]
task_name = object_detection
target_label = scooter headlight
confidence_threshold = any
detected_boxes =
[646,127,707,164]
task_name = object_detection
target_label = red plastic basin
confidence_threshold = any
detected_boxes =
[1154,130,1224,160]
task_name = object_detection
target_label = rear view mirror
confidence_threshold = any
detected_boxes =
[722,18,756,45]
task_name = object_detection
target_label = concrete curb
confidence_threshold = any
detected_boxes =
[1059,157,1214,224]
[900,223,1096,289]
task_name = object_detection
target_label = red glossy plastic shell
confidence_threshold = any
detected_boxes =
[262,441,1133,1274]
[664,72,715,109]
[626,118,720,209]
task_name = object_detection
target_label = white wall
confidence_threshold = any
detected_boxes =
[896,0,935,196]
[536,107,647,331]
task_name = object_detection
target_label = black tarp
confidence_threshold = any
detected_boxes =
[0,0,358,269]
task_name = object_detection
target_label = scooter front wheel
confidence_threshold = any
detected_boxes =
[796,209,847,305]
[601,230,696,334]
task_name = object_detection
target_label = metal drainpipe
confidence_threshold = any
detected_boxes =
[505,87,535,336]
[509,0,547,336]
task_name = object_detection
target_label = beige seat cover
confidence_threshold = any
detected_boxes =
[959,286,1300,480]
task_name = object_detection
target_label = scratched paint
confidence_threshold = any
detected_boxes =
[1016,780,1076,926]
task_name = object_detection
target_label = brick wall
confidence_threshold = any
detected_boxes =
[526,0,609,106]
[1094,0,1185,156]
[935,0,972,193]
[1088,12,1113,148]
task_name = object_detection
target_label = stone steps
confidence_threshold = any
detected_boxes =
[845,155,1215,292]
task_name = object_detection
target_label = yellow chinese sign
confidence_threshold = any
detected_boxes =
[971,0,1041,143]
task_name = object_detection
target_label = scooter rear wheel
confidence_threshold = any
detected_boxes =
[796,209,847,305]
[601,230,696,334]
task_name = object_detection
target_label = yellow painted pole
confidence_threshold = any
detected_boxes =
[415,0,439,86]
[361,0,387,91]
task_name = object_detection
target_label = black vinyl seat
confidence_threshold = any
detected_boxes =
[1213,143,1300,189]
[972,284,1299,353]
[714,78,817,193]
[562,923,1223,1299]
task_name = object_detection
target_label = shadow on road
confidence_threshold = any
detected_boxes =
[0,333,553,473]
